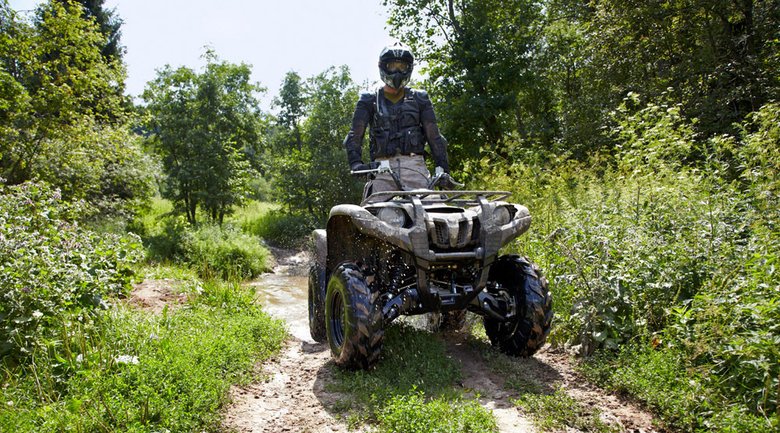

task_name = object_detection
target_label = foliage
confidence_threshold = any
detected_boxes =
[266,67,363,220]
[0,280,286,432]
[240,208,316,249]
[142,50,265,225]
[0,1,155,214]
[473,100,779,431]
[181,223,271,281]
[54,0,125,63]
[378,390,497,433]
[0,181,143,360]
[130,198,272,280]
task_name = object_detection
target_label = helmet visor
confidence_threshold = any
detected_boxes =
[385,60,410,73]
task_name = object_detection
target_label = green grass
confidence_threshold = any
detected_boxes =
[378,391,497,433]
[513,388,619,433]
[464,326,622,433]
[0,281,286,432]
[240,208,317,248]
[327,324,497,431]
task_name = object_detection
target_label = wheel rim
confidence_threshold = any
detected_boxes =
[330,290,345,348]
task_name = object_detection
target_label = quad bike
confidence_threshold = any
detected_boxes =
[308,161,552,369]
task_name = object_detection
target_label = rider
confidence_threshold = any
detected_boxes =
[344,42,451,197]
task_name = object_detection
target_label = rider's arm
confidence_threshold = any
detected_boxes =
[344,93,374,169]
[417,91,450,173]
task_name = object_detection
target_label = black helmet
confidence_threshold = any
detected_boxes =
[378,42,414,89]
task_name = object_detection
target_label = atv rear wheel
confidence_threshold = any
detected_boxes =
[484,255,552,356]
[325,263,384,369]
[308,263,327,342]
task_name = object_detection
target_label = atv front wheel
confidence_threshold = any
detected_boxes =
[308,263,327,342]
[325,263,384,369]
[484,255,552,356]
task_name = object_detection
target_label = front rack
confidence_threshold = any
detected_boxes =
[363,190,512,206]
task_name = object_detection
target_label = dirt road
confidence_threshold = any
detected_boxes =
[219,249,661,433]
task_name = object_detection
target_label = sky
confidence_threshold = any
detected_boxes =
[9,0,395,110]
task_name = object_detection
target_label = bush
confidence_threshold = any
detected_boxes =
[241,209,316,248]
[469,101,779,431]
[182,223,271,280]
[0,181,143,360]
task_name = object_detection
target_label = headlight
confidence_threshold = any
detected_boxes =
[494,206,511,226]
[377,207,407,227]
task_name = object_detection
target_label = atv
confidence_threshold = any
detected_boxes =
[308,161,552,369]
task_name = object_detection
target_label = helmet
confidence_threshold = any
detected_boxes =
[378,42,414,89]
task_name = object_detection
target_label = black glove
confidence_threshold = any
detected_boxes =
[351,161,380,172]
[439,173,460,190]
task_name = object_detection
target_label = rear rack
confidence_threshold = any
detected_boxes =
[363,190,512,206]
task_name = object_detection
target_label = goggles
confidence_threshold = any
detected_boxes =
[385,60,410,73]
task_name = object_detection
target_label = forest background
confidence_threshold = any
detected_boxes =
[1,0,778,432]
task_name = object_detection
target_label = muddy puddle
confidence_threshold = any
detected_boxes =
[246,250,312,342]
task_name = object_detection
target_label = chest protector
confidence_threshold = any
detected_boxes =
[368,88,427,159]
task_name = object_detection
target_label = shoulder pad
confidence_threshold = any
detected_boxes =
[411,89,431,103]
[358,92,375,103]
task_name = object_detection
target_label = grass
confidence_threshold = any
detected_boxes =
[464,324,623,433]
[130,198,275,280]
[327,324,497,432]
[0,280,286,432]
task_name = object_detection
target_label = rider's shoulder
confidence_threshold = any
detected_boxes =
[408,88,431,103]
[358,92,375,103]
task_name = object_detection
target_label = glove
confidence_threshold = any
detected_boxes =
[439,174,457,190]
[351,161,380,172]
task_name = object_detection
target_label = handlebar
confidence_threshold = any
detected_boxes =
[350,161,464,190]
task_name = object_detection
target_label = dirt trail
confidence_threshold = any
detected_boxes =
[130,248,660,433]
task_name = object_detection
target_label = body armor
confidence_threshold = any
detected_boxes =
[344,87,449,172]
[370,88,426,159]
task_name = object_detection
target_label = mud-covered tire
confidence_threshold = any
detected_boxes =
[325,263,384,369]
[308,263,327,342]
[427,310,468,332]
[484,255,552,357]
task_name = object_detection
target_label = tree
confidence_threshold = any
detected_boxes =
[54,0,124,62]
[143,51,264,225]
[0,0,152,213]
[583,0,780,137]
[268,67,362,220]
[384,0,548,166]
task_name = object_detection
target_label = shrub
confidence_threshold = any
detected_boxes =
[241,209,316,248]
[181,223,271,280]
[0,181,143,360]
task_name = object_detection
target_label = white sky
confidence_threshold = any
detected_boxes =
[9,0,394,110]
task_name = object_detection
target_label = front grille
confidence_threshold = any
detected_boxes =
[429,217,477,249]
[434,220,449,246]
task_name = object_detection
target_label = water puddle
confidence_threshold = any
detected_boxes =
[246,250,312,342]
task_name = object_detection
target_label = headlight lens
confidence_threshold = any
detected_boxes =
[494,206,511,226]
[377,207,407,226]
